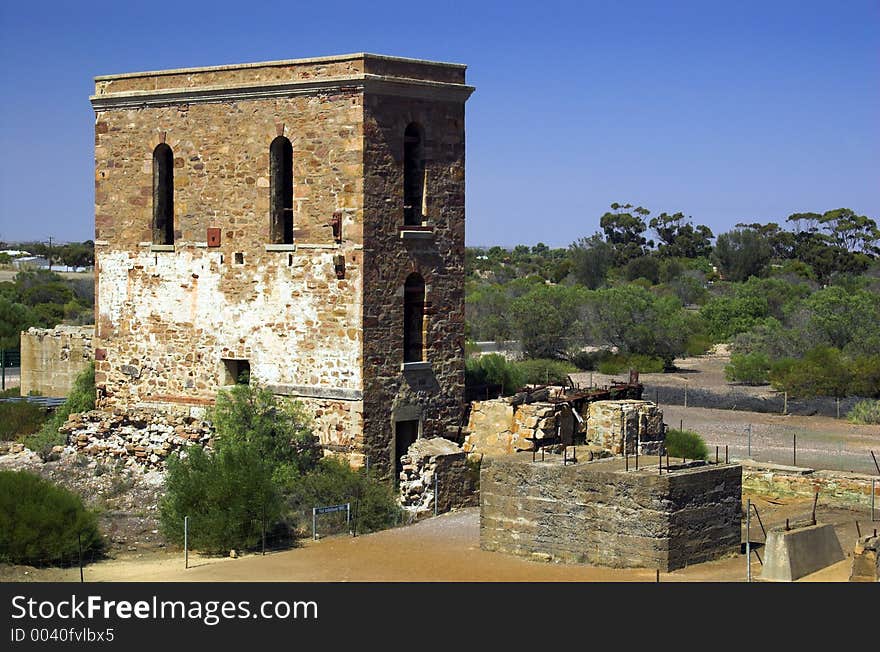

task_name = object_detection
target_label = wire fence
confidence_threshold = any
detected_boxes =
[644,382,862,418]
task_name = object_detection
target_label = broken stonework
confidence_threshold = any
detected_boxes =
[58,410,213,469]
[399,437,478,516]
[464,397,575,455]
[586,400,664,455]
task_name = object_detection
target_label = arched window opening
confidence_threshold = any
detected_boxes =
[152,143,174,245]
[404,273,426,363]
[403,123,425,226]
[270,136,294,244]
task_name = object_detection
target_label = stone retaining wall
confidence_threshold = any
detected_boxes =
[480,454,742,571]
[741,460,878,512]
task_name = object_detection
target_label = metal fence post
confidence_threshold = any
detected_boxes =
[793,434,797,466]
[78,532,84,583]
[873,479,877,522]
[747,424,751,458]
[312,508,317,541]
[434,471,439,517]
[746,498,751,583]
[1,350,5,391]
[184,515,189,569]
[347,502,352,535]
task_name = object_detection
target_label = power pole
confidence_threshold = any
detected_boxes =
[47,236,54,270]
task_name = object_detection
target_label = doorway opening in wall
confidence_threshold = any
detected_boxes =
[221,359,250,385]
[394,420,420,485]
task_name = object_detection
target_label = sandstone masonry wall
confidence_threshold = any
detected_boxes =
[361,91,467,475]
[20,326,94,398]
[741,460,879,512]
[91,54,472,463]
[480,455,742,571]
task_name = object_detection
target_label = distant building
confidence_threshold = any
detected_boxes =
[12,256,49,269]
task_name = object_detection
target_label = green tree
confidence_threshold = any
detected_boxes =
[510,284,583,359]
[568,234,613,289]
[210,384,321,485]
[649,212,713,259]
[599,203,651,265]
[160,442,282,554]
[712,228,772,281]
[699,293,769,341]
[724,352,771,385]
[585,285,692,369]
[0,298,36,349]
[770,347,852,399]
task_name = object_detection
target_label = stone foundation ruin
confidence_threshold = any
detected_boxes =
[480,454,742,571]
[398,437,478,517]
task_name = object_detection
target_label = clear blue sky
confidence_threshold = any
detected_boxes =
[0,0,877,247]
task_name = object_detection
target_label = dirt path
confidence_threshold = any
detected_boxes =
[2,504,865,583]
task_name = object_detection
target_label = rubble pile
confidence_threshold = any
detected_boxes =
[58,410,213,468]
[399,437,478,516]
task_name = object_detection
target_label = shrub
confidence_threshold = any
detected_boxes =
[514,358,578,386]
[569,349,613,371]
[664,429,709,461]
[596,353,665,375]
[159,442,283,554]
[847,400,880,425]
[211,384,321,484]
[684,333,713,357]
[26,363,95,458]
[0,470,103,566]
[0,401,48,439]
[465,354,526,395]
[724,352,771,385]
[286,457,401,535]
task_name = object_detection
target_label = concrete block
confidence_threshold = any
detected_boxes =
[849,535,879,582]
[761,523,845,581]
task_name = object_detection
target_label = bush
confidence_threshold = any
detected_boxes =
[596,353,665,375]
[684,333,713,357]
[159,443,283,554]
[26,363,95,458]
[569,349,613,371]
[847,400,880,425]
[465,354,526,395]
[286,457,401,535]
[211,384,321,484]
[724,352,771,385]
[514,358,578,386]
[664,429,709,461]
[0,470,103,566]
[0,401,48,439]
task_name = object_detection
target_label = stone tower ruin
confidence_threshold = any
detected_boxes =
[90,53,474,476]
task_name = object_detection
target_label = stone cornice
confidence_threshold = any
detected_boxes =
[90,74,474,110]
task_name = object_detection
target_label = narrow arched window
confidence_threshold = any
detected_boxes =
[270,136,293,244]
[403,123,425,226]
[152,143,174,245]
[404,273,425,363]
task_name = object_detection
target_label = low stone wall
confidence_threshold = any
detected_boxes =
[465,398,574,455]
[20,325,94,398]
[399,437,479,516]
[59,410,213,469]
[586,400,664,455]
[741,460,878,512]
[480,454,742,571]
